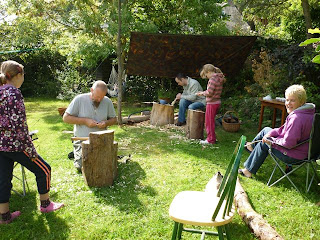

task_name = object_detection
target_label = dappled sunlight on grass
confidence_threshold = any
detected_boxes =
[2,98,320,240]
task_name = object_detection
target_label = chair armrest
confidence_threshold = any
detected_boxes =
[270,138,309,150]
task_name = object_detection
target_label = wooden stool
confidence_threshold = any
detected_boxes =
[185,109,205,140]
[150,102,174,126]
[82,130,118,187]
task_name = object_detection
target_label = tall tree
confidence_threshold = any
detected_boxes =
[117,0,124,124]
[1,0,228,121]
[234,0,317,40]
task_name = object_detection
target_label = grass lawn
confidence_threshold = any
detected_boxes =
[1,98,320,240]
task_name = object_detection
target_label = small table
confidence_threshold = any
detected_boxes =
[258,98,287,132]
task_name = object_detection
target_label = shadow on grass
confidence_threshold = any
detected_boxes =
[253,160,320,200]
[3,191,70,240]
[90,160,157,214]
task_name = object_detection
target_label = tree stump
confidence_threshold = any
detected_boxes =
[185,109,205,140]
[150,102,174,126]
[82,130,118,187]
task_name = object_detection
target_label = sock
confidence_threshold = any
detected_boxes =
[40,199,51,208]
[1,211,11,221]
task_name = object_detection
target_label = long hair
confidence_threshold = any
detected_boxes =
[200,64,225,82]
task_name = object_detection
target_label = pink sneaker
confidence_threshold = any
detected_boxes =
[0,211,21,224]
[40,202,64,213]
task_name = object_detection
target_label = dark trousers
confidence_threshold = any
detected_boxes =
[0,152,51,203]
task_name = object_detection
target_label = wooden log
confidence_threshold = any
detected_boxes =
[122,114,150,124]
[235,179,284,240]
[150,102,174,126]
[71,137,89,141]
[81,130,118,187]
[185,109,205,140]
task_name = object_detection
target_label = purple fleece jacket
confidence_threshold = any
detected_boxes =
[268,103,315,160]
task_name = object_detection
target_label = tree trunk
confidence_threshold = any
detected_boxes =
[117,0,123,124]
[185,109,205,140]
[301,0,313,39]
[150,102,174,126]
[82,130,118,187]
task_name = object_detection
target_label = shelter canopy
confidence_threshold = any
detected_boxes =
[126,32,256,78]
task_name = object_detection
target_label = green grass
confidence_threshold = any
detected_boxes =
[1,98,320,240]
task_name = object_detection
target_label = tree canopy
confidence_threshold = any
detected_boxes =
[0,0,229,68]
[233,0,320,41]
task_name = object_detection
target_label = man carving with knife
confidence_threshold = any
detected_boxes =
[63,80,117,172]
[175,73,206,126]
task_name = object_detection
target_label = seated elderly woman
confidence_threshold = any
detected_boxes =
[239,85,315,178]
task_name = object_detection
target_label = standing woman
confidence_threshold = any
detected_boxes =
[0,60,64,224]
[197,64,226,144]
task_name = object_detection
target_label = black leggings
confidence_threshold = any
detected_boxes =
[0,152,51,203]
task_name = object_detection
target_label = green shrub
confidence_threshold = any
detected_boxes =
[0,49,66,97]
[56,63,94,101]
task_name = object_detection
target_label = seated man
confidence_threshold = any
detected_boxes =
[63,80,117,172]
[175,73,206,126]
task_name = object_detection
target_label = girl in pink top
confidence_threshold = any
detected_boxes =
[197,64,226,144]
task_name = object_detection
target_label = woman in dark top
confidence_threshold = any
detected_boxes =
[0,60,64,224]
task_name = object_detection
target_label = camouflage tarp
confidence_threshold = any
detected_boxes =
[126,32,256,78]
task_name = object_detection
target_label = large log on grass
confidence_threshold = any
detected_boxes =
[150,102,174,126]
[82,130,118,187]
[186,109,205,139]
[122,114,150,124]
[234,179,284,240]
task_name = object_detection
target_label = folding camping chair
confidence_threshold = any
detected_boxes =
[267,113,320,192]
[12,130,38,197]
[169,135,246,240]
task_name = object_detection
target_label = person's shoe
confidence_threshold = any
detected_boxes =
[175,121,186,126]
[200,140,211,145]
[68,151,74,160]
[40,202,64,213]
[238,169,252,178]
[0,211,21,224]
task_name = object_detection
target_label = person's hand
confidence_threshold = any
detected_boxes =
[196,91,203,96]
[86,119,99,128]
[176,93,182,99]
[262,136,272,145]
[97,121,106,129]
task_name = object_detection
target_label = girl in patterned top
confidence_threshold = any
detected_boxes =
[196,64,226,144]
[0,60,64,224]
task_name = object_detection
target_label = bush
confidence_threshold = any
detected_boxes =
[0,49,66,97]
[56,63,94,101]
[125,75,180,102]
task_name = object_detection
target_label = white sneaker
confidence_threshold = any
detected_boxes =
[200,140,210,145]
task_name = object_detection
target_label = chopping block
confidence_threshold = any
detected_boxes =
[81,130,118,187]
